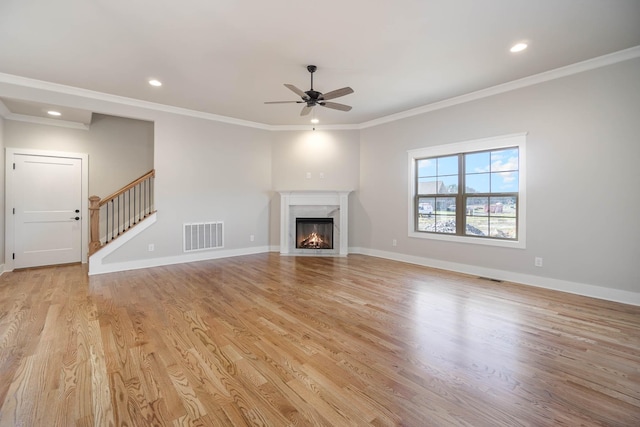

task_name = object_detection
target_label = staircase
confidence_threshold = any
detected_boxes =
[89,169,156,256]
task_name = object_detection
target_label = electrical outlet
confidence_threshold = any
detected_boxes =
[392,239,397,247]
[534,257,543,267]
[319,172,325,179]
[306,172,311,179]
[148,243,155,252]
[250,235,255,242]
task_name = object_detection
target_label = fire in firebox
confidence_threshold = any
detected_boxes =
[296,218,333,249]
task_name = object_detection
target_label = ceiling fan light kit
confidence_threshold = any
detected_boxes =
[265,65,354,116]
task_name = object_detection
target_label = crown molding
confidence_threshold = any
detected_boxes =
[0,72,272,130]
[356,45,640,129]
[3,112,90,130]
[1,46,638,131]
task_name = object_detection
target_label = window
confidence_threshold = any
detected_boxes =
[408,133,526,248]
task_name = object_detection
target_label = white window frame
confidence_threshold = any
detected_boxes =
[408,133,527,249]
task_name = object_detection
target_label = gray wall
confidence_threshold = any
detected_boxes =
[4,114,153,197]
[0,116,4,265]
[355,57,640,294]
[269,129,360,247]
[103,113,272,264]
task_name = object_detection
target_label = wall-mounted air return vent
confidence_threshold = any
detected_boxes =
[183,222,223,252]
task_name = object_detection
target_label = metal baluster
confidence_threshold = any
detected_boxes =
[111,199,115,241]
[117,194,121,235]
[105,203,109,243]
[133,186,136,224]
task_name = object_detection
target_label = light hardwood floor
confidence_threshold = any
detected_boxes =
[0,253,638,426]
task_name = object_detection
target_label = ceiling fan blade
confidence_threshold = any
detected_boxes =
[321,101,352,112]
[284,84,307,99]
[264,101,304,104]
[321,87,354,101]
[300,105,313,116]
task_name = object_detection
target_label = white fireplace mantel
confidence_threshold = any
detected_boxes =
[279,191,351,256]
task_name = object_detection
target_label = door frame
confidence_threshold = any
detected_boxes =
[4,148,89,271]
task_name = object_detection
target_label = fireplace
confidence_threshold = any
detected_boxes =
[279,191,351,256]
[296,218,334,249]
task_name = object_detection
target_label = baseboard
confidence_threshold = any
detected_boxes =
[89,241,640,306]
[88,245,271,275]
[349,247,640,307]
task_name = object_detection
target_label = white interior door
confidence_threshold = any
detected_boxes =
[13,154,83,268]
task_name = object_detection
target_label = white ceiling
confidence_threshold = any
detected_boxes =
[1,0,639,127]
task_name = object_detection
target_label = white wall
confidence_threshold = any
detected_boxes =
[354,57,640,297]
[270,129,360,247]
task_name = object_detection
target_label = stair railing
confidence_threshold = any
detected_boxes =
[89,169,155,255]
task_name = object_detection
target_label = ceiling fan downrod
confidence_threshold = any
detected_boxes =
[307,65,317,90]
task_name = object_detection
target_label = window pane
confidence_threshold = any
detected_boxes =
[465,151,490,174]
[417,158,436,177]
[437,156,458,176]
[418,178,441,195]
[491,172,518,192]
[439,175,459,193]
[487,196,517,239]
[417,197,435,217]
[489,196,517,217]
[434,197,456,213]
[417,197,435,231]
[489,217,517,239]
[421,197,456,234]
[491,148,518,172]
[465,197,488,236]
[465,173,489,193]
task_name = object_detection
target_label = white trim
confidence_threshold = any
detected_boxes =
[349,247,640,307]
[89,242,270,275]
[407,133,527,249]
[4,148,89,271]
[3,113,90,130]
[278,191,351,256]
[0,47,638,131]
[89,212,157,274]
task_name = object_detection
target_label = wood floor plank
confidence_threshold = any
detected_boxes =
[0,254,639,426]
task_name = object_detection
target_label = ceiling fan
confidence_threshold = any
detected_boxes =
[265,65,354,116]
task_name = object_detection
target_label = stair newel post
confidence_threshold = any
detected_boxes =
[89,195,101,255]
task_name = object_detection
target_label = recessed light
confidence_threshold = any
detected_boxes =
[510,43,528,53]
[310,118,319,124]
[47,110,62,116]
[148,79,162,87]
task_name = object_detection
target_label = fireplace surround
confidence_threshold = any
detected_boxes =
[279,191,351,256]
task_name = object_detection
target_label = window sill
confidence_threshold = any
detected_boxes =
[409,230,526,249]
